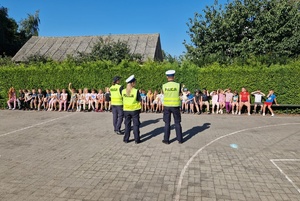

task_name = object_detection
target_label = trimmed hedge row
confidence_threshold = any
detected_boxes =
[0,60,300,107]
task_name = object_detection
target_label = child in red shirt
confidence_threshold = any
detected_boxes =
[238,87,251,115]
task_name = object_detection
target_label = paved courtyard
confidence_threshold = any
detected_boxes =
[0,110,299,201]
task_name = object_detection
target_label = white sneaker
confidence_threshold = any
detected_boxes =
[263,113,266,116]
[271,113,274,117]
[232,111,234,114]
[248,113,251,116]
[238,112,241,115]
[212,111,215,114]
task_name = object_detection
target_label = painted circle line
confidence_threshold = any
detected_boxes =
[174,122,300,201]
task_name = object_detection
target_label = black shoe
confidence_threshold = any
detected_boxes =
[178,141,183,144]
[162,140,170,145]
[135,141,141,144]
[123,140,129,143]
[115,131,123,135]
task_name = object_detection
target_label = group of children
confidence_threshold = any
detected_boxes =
[6,85,278,116]
[179,87,278,116]
[6,84,112,112]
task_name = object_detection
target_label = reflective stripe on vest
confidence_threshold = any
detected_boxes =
[110,84,123,105]
[162,82,181,107]
[122,88,141,111]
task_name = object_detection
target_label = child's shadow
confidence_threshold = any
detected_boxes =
[170,123,211,143]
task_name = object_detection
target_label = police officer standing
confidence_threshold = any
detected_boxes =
[110,76,124,135]
[162,70,183,144]
[122,75,142,144]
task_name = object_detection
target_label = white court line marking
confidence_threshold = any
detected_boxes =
[0,113,76,138]
[270,159,300,194]
[174,122,300,201]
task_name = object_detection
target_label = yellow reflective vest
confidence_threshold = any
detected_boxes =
[162,81,181,107]
[110,84,123,106]
[122,88,141,111]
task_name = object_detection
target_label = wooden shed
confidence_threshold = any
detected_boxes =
[12,33,163,62]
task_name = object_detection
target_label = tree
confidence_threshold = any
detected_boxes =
[0,6,40,57]
[76,36,142,64]
[0,6,19,56]
[184,0,300,66]
[19,10,40,38]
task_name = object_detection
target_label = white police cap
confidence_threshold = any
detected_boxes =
[165,70,175,76]
[126,75,136,83]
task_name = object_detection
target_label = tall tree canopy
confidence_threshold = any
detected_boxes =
[0,6,40,57]
[184,0,300,66]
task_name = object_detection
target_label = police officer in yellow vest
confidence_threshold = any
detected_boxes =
[162,70,183,144]
[122,75,142,144]
[110,76,124,135]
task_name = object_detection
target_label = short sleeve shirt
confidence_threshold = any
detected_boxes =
[266,94,276,103]
[240,92,249,102]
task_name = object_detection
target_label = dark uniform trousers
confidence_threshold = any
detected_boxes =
[123,110,141,142]
[163,106,183,142]
[112,105,124,132]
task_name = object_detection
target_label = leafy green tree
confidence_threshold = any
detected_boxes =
[76,36,142,64]
[0,6,40,57]
[0,6,20,56]
[19,10,40,38]
[185,0,300,66]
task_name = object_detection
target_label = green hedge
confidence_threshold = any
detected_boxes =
[0,59,300,105]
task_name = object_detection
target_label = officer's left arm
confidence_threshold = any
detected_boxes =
[136,91,142,107]
[119,86,123,95]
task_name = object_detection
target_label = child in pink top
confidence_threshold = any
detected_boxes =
[218,89,225,114]
[59,89,68,111]
[7,87,17,110]
[224,88,233,113]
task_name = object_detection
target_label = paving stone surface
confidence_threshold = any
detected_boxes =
[0,110,299,201]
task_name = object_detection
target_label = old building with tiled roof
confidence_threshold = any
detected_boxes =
[12,33,163,62]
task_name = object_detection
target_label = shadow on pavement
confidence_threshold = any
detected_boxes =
[140,118,163,128]
[140,125,165,142]
[170,122,211,143]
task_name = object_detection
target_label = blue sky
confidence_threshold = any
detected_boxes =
[1,0,227,57]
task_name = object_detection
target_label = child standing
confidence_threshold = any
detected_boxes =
[181,85,189,113]
[251,90,265,114]
[263,90,279,116]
